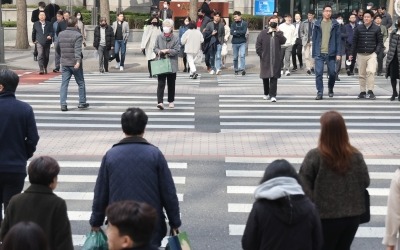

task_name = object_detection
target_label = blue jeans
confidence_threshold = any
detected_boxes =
[315,54,336,95]
[60,66,87,106]
[214,44,222,71]
[114,40,127,66]
[232,42,246,71]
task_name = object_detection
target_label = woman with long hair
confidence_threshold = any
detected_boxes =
[385,17,400,101]
[74,11,86,47]
[299,111,370,250]
[242,159,323,250]
[1,221,49,250]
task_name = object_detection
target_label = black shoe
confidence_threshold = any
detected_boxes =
[53,68,60,73]
[328,89,334,98]
[235,71,239,75]
[349,71,354,76]
[377,72,383,76]
[306,70,311,75]
[61,105,68,111]
[310,68,315,75]
[315,94,323,100]
[346,70,351,76]
[39,70,44,75]
[354,68,359,74]
[241,70,246,76]
[357,91,367,99]
[390,93,398,101]
[183,68,188,73]
[367,90,376,100]
[78,103,90,109]
[44,68,47,74]
[292,67,298,71]
[335,76,340,81]
[192,73,198,79]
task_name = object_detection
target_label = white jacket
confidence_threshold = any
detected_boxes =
[279,22,296,47]
[141,25,161,61]
[383,169,400,247]
[181,29,204,54]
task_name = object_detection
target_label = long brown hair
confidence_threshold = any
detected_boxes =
[318,111,359,174]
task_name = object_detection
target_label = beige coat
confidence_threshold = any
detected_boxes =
[383,169,400,247]
[141,25,161,61]
[181,29,204,54]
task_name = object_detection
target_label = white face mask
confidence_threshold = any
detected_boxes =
[50,0,55,3]
[164,4,168,8]
[77,15,81,19]
[163,27,171,33]
[337,19,343,24]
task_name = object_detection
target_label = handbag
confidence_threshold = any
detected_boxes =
[221,43,228,56]
[165,230,192,250]
[359,189,370,224]
[82,229,108,250]
[150,56,172,76]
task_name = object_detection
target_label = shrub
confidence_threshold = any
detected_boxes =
[2,21,17,27]
[229,14,264,30]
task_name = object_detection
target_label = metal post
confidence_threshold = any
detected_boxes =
[0,4,6,69]
[91,7,98,25]
[117,0,122,13]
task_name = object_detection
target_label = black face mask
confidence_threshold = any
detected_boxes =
[152,22,158,26]
[100,23,106,27]
[270,22,277,28]
[198,14,203,18]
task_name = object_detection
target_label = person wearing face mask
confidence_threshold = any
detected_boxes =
[154,19,180,110]
[292,12,303,71]
[300,10,316,75]
[196,8,211,32]
[94,17,115,74]
[344,14,358,76]
[334,14,347,81]
[74,11,86,47]
[385,18,400,102]
[179,17,191,73]
[159,1,173,20]
[31,2,46,61]
[141,17,162,77]
[44,0,60,22]
[52,10,64,73]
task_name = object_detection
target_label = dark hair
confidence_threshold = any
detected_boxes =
[117,12,124,16]
[374,14,383,19]
[335,13,343,18]
[214,11,221,17]
[363,10,374,17]
[260,159,300,184]
[380,6,386,10]
[318,111,359,175]
[188,21,196,29]
[39,11,46,16]
[183,16,192,22]
[56,10,64,16]
[64,10,71,16]
[349,13,357,18]
[148,16,159,25]
[38,1,46,8]
[28,156,60,186]
[0,69,19,93]
[2,221,49,250]
[322,4,332,10]
[67,16,77,27]
[233,11,242,16]
[74,11,83,21]
[106,200,157,245]
[307,10,315,15]
[198,8,205,14]
[121,108,148,136]
[268,15,279,22]
[284,13,292,18]
[293,11,301,16]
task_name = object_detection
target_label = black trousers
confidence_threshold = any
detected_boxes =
[262,78,278,97]
[0,173,26,223]
[205,45,216,69]
[157,73,176,103]
[377,48,386,73]
[321,216,360,250]
[345,44,357,72]
[148,59,154,76]
[292,38,303,68]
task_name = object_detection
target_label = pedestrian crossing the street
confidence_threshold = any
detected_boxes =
[17,93,196,130]
[224,157,399,248]
[42,72,201,86]
[23,160,188,248]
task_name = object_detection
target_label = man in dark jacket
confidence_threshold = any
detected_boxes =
[200,0,212,18]
[44,0,60,22]
[350,10,383,100]
[379,6,393,29]
[196,8,211,32]
[90,108,181,247]
[56,16,89,111]
[159,1,173,20]
[93,17,115,73]
[312,4,341,100]
[203,11,225,75]
[31,1,46,61]
[32,11,53,74]
[231,11,248,75]
[335,14,347,81]
[0,69,39,225]
[344,13,358,75]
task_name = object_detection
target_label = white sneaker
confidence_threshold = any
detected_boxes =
[169,102,174,108]
[285,70,291,76]
[115,63,120,69]
[209,70,215,75]
[271,97,277,102]
[120,66,124,71]
[281,70,283,75]
[263,95,268,100]
[157,103,164,110]
[215,70,221,75]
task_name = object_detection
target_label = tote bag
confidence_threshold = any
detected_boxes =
[165,231,192,250]
[221,43,228,56]
[150,57,172,76]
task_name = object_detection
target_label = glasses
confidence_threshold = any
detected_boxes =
[323,10,332,12]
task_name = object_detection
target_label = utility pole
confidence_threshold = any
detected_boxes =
[0,3,6,69]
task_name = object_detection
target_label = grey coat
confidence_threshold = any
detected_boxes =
[153,33,180,74]
[299,148,370,219]
[300,19,315,45]
[204,21,225,45]
[256,29,286,79]
[56,27,83,67]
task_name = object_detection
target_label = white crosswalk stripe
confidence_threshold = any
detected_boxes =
[22,160,187,247]
[225,157,397,240]
[218,75,400,133]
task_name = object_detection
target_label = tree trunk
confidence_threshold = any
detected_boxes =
[189,0,198,22]
[15,0,29,49]
[99,0,110,25]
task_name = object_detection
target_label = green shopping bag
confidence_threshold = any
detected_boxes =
[150,58,172,76]
[82,229,108,250]
[165,231,192,250]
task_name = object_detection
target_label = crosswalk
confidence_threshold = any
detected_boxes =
[218,75,399,133]
[23,160,188,248]
[17,72,199,130]
[225,156,399,247]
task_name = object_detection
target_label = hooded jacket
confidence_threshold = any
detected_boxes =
[242,177,323,250]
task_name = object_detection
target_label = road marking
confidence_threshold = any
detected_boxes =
[225,157,400,165]
[220,122,400,127]
[36,123,195,129]
[25,176,185,184]
[54,192,184,201]
[26,161,188,169]
[35,116,195,122]
[33,110,195,116]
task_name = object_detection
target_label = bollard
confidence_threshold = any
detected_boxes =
[0,26,6,69]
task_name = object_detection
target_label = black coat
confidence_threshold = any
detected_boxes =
[31,8,41,23]
[32,21,53,45]
[242,195,323,250]
[351,23,383,55]
[385,29,400,79]
[256,29,286,79]
[44,3,60,22]
[93,25,115,50]
[201,2,212,18]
